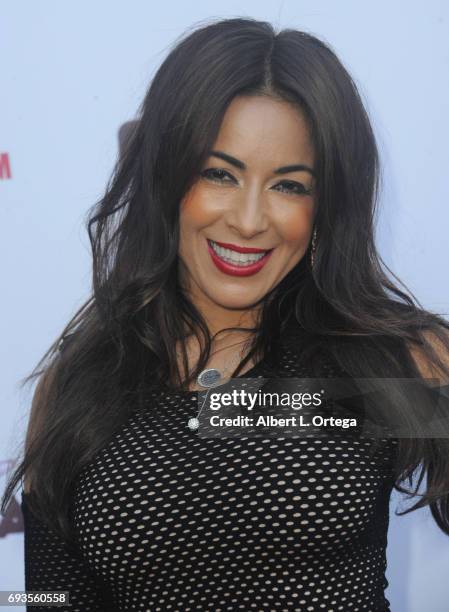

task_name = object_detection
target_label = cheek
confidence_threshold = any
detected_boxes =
[179,183,220,230]
[275,204,315,246]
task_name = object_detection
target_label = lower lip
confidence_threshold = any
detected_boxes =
[207,240,273,277]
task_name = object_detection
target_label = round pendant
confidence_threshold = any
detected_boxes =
[187,417,200,430]
[197,368,222,388]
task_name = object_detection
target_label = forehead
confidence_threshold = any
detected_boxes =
[211,95,315,166]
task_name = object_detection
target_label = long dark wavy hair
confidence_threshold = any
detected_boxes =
[3,17,449,542]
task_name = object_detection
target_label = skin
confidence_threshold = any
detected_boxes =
[177,94,317,384]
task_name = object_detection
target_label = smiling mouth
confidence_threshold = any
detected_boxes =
[207,239,272,266]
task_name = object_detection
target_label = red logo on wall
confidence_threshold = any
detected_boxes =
[0,153,12,179]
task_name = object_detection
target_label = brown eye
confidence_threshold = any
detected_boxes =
[272,180,312,196]
[200,168,237,184]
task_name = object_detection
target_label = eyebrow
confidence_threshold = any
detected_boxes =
[209,150,316,178]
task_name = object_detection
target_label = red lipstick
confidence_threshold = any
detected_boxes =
[207,239,273,277]
[211,240,268,254]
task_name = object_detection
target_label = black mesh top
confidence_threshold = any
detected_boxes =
[21,322,398,611]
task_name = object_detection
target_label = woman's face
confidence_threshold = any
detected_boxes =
[178,94,316,317]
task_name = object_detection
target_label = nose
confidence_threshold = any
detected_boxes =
[225,184,269,239]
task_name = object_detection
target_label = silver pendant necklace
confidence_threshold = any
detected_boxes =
[196,368,222,388]
[187,367,225,431]
[187,338,252,431]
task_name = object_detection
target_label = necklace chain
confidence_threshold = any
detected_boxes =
[187,335,254,429]
[187,335,254,391]
[208,336,253,379]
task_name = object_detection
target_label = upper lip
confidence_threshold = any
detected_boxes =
[208,239,271,254]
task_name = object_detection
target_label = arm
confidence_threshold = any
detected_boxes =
[22,340,112,611]
[22,492,111,612]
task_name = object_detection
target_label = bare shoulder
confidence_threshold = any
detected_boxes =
[407,326,449,384]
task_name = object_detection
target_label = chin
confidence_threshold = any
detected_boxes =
[207,290,265,311]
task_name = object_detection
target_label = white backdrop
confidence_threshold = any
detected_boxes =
[1,1,449,610]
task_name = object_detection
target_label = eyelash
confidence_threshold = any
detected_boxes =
[200,168,312,196]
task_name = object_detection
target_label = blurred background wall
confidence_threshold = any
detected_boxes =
[1,1,448,610]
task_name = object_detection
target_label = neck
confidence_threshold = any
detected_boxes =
[183,291,262,340]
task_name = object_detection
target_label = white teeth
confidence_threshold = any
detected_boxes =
[209,240,268,266]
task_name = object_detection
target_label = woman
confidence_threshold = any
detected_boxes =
[2,17,449,612]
